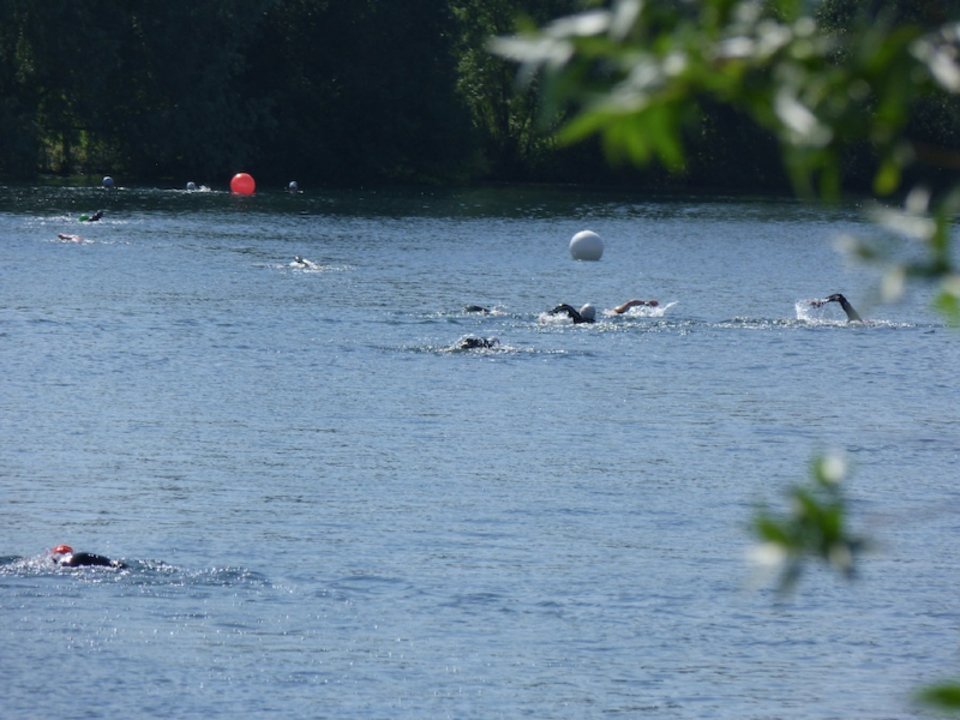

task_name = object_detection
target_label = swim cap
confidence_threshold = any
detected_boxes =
[579,304,596,322]
[52,544,74,554]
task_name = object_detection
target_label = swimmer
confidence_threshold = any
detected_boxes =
[57,233,85,243]
[291,256,320,270]
[79,210,103,222]
[548,303,596,324]
[51,544,125,569]
[464,305,491,314]
[456,336,499,350]
[811,293,863,322]
[613,298,659,313]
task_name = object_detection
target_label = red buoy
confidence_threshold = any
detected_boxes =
[230,172,256,195]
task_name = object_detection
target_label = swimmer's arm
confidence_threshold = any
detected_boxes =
[613,299,659,313]
[840,301,863,322]
[549,304,579,319]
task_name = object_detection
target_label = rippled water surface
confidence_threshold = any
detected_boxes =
[2,184,958,718]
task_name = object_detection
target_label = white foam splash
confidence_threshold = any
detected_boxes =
[606,300,677,318]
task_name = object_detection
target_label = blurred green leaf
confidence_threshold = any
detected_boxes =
[918,683,960,711]
[749,454,866,592]
[934,288,960,326]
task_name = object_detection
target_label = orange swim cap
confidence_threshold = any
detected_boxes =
[52,544,74,554]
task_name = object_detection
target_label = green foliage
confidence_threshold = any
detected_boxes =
[243,0,473,184]
[750,455,867,593]
[2,0,960,190]
[491,0,943,199]
[918,682,960,713]
[0,0,477,184]
[0,2,38,177]
[451,0,574,178]
[0,0,954,194]
[0,0,605,185]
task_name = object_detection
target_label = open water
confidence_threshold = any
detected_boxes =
[1,183,958,719]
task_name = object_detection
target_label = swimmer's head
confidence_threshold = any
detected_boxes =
[52,544,74,555]
[579,304,596,322]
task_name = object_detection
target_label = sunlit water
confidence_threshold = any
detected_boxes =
[1,184,958,719]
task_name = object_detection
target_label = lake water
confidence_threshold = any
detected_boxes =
[1,184,958,719]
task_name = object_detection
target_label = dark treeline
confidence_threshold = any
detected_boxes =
[0,0,956,190]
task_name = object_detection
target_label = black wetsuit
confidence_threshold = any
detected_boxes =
[59,552,125,569]
[822,293,862,322]
[549,304,593,324]
[832,294,862,322]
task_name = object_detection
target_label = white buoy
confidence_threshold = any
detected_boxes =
[569,230,603,261]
